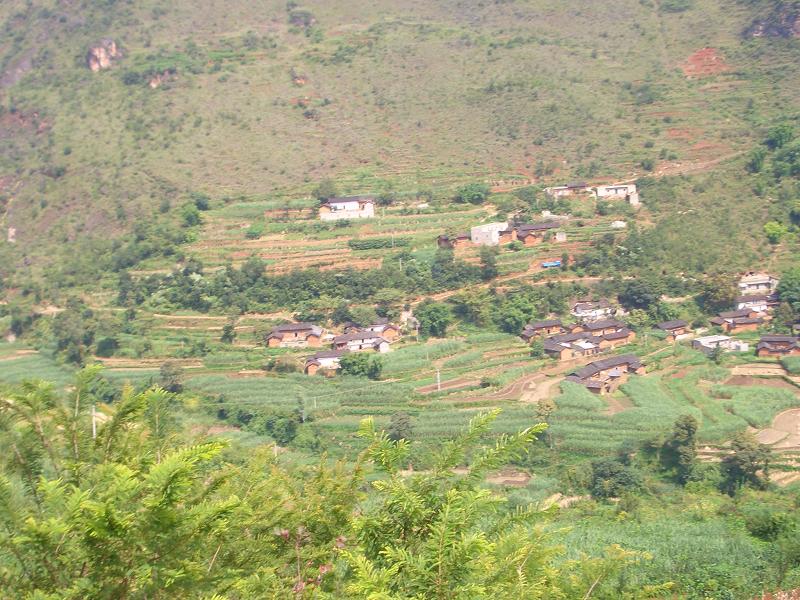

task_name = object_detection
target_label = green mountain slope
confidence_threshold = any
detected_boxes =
[0,0,798,272]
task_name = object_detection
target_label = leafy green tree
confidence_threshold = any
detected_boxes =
[387,411,413,442]
[661,415,698,484]
[181,202,202,227]
[764,221,788,244]
[620,278,663,311]
[479,246,499,281]
[415,300,452,337]
[313,178,338,201]
[453,182,490,204]
[777,266,800,313]
[700,273,738,312]
[530,338,545,358]
[746,146,767,173]
[159,360,185,393]
[720,431,771,495]
[340,353,383,379]
[221,318,237,343]
[765,124,794,150]
[590,458,642,499]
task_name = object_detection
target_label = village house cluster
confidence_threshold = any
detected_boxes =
[544,182,640,206]
[515,270,798,394]
[438,220,566,249]
[264,318,401,375]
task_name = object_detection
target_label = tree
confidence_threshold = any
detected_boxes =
[180,202,202,227]
[530,338,545,358]
[312,178,338,201]
[159,360,185,393]
[700,273,737,312]
[415,300,452,337]
[620,278,663,311]
[453,182,490,204]
[387,411,413,442]
[661,415,698,484]
[765,124,794,150]
[340,353,383,379]
[746,147,766,173]
[777,266,800,313]
[221,318,237,343]
[479,246,499,281]
[720,431,771,495]
[764,221,788,244]
[590,458,642,499]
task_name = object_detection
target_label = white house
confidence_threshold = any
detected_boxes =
[332,331,391,353]
[544,182,592,198]
[571,300,615,322]
[610,220,627,229]
[738,272,779,295]
[470,222,510,246]
[595,184,636,199]
[304,349,348,375]
[319,196,375,221]
[692,335,749,356]
[736,294,777,314]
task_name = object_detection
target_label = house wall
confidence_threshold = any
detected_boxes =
[726,322,760,333]
[521,234,542,247]
[319,202,375,221]
[305,363,319,375]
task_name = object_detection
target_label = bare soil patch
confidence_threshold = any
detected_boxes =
[681,47,731,78]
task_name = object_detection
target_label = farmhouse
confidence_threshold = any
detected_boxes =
[756,335,800,357]
[358,318,401,341]
[597,328,636,349]
[692,335,749,356]
[595,183,638,204]
[571,318,627,337]
[545,182,591,198]
[319,196,375,221]
[520,319,565,341]
[736,293,778,314]
[437,232,471,249]
[544,333,602,360]
[738,272,779,295]
[470,222,511,246]
[565,354,645,395]
[571,299,616,322]
[266,323,324,348]
[304,349,348,375]
[656,319,691,342]
[332,331,391,353]
[514,221,562,246]
[709,309,764,333]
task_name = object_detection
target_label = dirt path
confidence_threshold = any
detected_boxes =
[0,349,38,362]
[603,394,633,416]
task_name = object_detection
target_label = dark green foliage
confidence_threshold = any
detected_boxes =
[415,300,452,337]
[746,147,766,173]
[313,178,338,201]
[339,352,383,379]
[221,319,236,343]
[94,336,119,358]
[590,458,642,499]
[348,237,409,250]
[479,246,499,281]
[453,182,490,204]
[158,360,185,393]
[620,277,663,311]
[661,415,698,484]
[245,408,302,444]
[765,124,795,150]
[777,266,800,312]
[720,431,771,495]
[387,411,413,442]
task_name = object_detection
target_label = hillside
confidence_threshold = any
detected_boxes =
[0,0,799,272]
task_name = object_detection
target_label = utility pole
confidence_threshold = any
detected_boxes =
[436,369,441,392]
[91,404,97,439]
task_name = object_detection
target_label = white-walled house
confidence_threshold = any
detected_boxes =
[571,299,615,322]
[332,331,391,353]
[470,222,510,246]
[319,196,375,221]
[738,272,779,295]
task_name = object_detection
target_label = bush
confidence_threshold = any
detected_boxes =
[453,183,490,205]
[245,223,265,239]
[348,238,410,250]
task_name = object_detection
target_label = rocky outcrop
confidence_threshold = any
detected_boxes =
[148,69,177,89]
[86,38,122,71]
[745,3,800,38]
